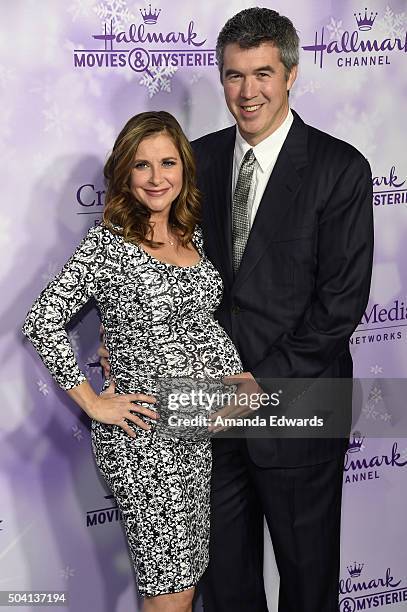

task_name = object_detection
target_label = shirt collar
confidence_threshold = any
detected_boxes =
[234,108,294,173]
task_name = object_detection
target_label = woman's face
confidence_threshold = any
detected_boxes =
[130,132,183,217]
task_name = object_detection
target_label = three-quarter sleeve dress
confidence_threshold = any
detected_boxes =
[23,223,243,597]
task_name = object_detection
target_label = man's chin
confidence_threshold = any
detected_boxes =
[237,122,266,143]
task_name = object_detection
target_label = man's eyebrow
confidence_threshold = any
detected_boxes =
[224,68,243,77]
[254,65,276,73]
[224,65,276,77]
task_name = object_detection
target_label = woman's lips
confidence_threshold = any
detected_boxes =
[144,188,170,197]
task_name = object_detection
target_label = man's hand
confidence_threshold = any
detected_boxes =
[98,324,111,378]
[209,372,263,433]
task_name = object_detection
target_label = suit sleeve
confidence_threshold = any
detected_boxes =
[22,225,106,390]
[252,153,373,379]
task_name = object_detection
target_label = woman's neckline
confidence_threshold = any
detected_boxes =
[107,222,203,269]
[136,243,202,269]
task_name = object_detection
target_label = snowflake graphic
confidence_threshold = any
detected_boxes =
[189,72,203,85]
[71,424,84,441]
[292,80,321,101]
[376,6,407,38]
[0,216,11,246]
[370,365,383,375]
[95,118,115,148]
[82,71,104,98]
[139,66,178,98]
[60,566,75,580]
[29,78,54,104]
[37,380,49,396]
[68,330,81,355]
[368,386,383,404]
[362,403,379,419]
[94,0,135,34]
[379,412,392,423]
[326,17,344,40]
[43,103,70,138]
[334,105,379,158]
[68,0,97,22]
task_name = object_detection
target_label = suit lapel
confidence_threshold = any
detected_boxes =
[232,111,309,293]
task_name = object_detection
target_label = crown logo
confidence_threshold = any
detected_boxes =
[354,8,378,31]
[347,431,365,453]
[140,4,161,25]
[347,562,364,578]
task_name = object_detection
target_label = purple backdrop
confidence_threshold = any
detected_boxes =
[1,1,407,610]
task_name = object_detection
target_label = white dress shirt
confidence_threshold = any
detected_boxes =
[232,109,294,227]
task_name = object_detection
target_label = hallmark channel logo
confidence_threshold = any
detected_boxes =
[373,165,407,206]
[339,562,407,610]
[86,494,122,527]
[73,4,216,78]
[344,434,407,484]
[354,9,378,31]
[302,6,407,69]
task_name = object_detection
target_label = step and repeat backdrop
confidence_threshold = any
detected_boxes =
[1,1,406,610]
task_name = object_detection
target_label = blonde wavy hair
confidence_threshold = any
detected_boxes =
[103,111,200,247]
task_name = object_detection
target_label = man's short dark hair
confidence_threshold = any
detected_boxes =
[216,7,299,80]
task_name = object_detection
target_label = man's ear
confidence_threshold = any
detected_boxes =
[287,64,298,92]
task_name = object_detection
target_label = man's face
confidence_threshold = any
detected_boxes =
[222,42,297,146]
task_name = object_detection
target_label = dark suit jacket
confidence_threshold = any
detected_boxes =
[192,110,373,467]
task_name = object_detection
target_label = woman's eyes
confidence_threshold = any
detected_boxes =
[133,160,176,169]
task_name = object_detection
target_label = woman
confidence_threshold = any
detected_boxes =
[23,111,242,612]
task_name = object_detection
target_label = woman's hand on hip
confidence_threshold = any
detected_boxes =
[90,381,158,438]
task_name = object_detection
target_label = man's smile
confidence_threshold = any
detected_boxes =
[240,103,263,116]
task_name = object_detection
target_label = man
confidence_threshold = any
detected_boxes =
[101,8,373,611]
[191,8,373,612]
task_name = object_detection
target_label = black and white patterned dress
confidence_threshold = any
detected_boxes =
[23,223,242,597]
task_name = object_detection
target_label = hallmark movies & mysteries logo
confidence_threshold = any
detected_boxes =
[73,4,215,76]
[86,494,122,527]
[373,166,407,206]
[339,562,407,610]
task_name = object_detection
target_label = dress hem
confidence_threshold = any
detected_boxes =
[139,563,208,598]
